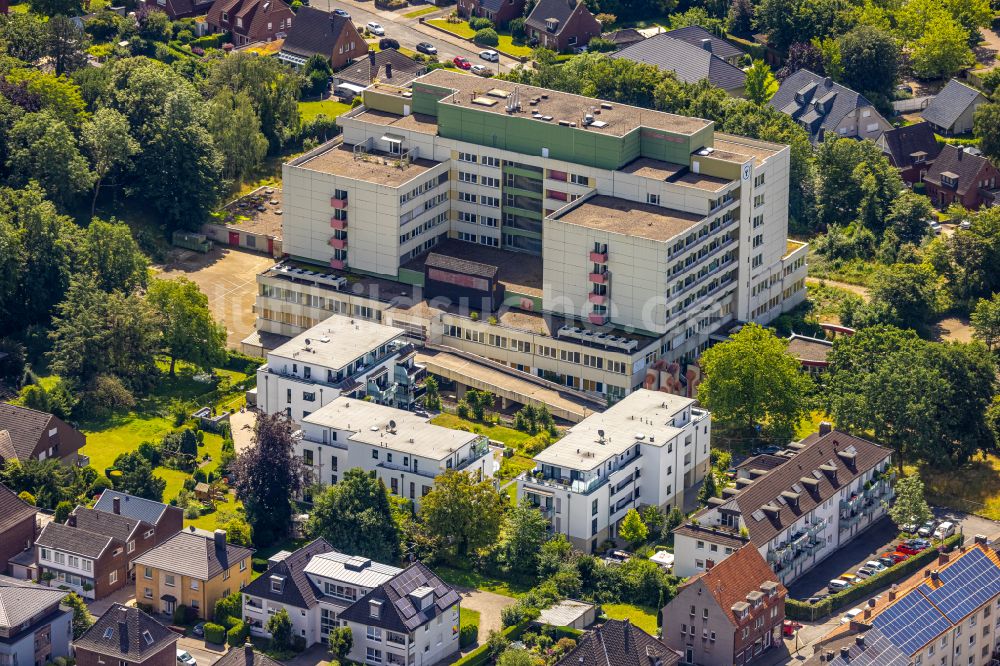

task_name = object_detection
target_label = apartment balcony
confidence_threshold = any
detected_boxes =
[589,251,608,263]
[519,471,607,496]
[330,258,346,270]
[588,293,607,305]
[330,218,347,230]
[329,237,348,250]
[330,196,348,209]
[589,313,609,325]
[588,272,608,284]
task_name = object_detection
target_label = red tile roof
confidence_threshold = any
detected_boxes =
[681,545,786,627]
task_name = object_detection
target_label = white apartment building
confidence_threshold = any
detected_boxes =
[243,540,461,666]
[673,427,894,585]
[297,397,495,506]
[247,69,807,404]
[255,313,424,421]
[516,389,711,552]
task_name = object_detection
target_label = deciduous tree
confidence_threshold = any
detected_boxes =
[79,218,149,294]
[498,499,550,574]
[888,474,932,532]
[838,25,899,104]
[909,14,972,80]
[744,59,778,105]
[307,469,401,563]
[206,89,267,184]
[618,508,648,548]
[146,277,226,375]
[420,470,505,558]
[6,111,93,206]
[974,103,1000,163]
[972,293,1000,351]
[82,108,138,216]
[113,450,166,501]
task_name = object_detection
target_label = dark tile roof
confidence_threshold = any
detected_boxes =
[672,524,749,550]
[94,490,171,527]
[601,28,644,47]
[678,545,786,627]
[132,529,253,580]
[921,79,986,131]
[478,0,513,12]
[215,645,286,666]
[769,69,883,142]
[75,604,178,661]
[337,49,426,87]
[693,430,891,545]
[0,577,67,630]
[615,33,746,91]
[525,0,583,36]
[36,521,112,559]
[338,562,460,633]
[879,123,942,170]
[662,25,745,61]
[70,508,143,544]
[924,144,995,196]
[425,252,499,279]
[0,482,35,536]
[555,619,679,666]
[786,334,833,364]
[0,403,53,461]
[242,538,334,609]
[735,453,788,473]
[281,6,355,59]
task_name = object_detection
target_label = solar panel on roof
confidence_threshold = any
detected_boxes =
[873,592,951,655]
[919,548,1000,622]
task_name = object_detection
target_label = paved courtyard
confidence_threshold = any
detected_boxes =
[156,248,274,351]
[456,589,517,646]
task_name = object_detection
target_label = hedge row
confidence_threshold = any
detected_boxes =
[453,620,531,666]
[204,622,226,644]
[786,533,963,621]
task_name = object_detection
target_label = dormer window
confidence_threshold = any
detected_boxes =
[270,575,285,593]
[370,600,382,618]
[545,17,558,32]
[941,172,959,188]
[221,11,228,22]
[236,17,242,28]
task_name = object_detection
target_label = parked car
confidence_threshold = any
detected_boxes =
[453,56,471,69]
[332,7,349,16]
[192,623,205,638]
[910,538,931,549]
[856,567,876,579]
[177,651,197,666]
[933,521,956,540]
[960,219,972,230]
[470,64,491,76]
[366,21,385,35]
[829,578,852,591]
[806,593,829,604]
[917,521,937,537]
[841,607,864,624]
[479,49,499,62]
[865,560,887,572]
[416,41,437,54]
[898,539,930,555]
[927,220,942,235]
[783,620,803,636]
[902,518,919,533]
[604,550,632,565]
[839,573,860,585]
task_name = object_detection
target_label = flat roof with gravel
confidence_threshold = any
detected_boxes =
[552,194,703,242]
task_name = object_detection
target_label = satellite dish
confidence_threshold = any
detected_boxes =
[597,429,605,438]
[304,338,311,345]
[389,420,397,429]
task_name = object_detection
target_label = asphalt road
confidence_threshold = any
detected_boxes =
[177,635,226,666]
[306,0,523,75]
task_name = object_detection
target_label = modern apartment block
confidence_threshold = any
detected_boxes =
[254,314,424,422]
[517,389,711,552]
[672,427,894,585]
[296,397,495,506]
[248,69,807,403]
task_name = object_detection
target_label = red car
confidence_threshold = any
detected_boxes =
[782,620,802,637]
[453,56,471,70]
[897,543,924,555]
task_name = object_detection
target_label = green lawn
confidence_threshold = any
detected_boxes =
[427,18,476,38]
[460,607,481,630]
[8,2,29,11]
[499,454,536,481]
[435,565,532,597]
[81,415,175,474]
[430,413,553,453]
[403,5,439,18]
[496,35,533,58]
[602,603,658,635]
[299,100,352,123]
[795,410,831,440]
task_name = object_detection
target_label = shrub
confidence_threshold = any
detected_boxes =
[509,17,526,40]
[291,635,307,653]
[473,28,499,46]
[460,622,478,648]
[469,16,494,30]
[203,623,226,644]
[586,37,618,52]
[172,604,189,625]
[379,37,400,50]
[227,621,248,647]
[252,557,269,573]
[18,491,35,506]
[214,592,242,626]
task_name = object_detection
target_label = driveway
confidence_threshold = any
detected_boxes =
[86,586,136,616]
[455,589,516,646]
[177,636,227,666]
[931,506,1000,543]
[155,248,274,350]
[229,409,258,455]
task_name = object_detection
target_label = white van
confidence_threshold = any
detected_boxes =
[841,607,864,624]
[933,521,956,540]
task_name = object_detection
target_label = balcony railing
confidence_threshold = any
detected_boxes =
[589,251,608,263]
[331,196,347,209]
[330,258,346,270]
[330,218,347,230]
[588,272,608,284]
[329,237,348,250]
[520,471,607,496]
[588,293,607,305]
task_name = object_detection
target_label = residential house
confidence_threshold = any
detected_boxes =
[769,69,892,144]
[921,78,988,136]
[277,7,366,69]
[456,0,524,26]
[92,491,183,546]
[35,519,128,600]
[673,426,894,585]
[660,26,746,66]
[135,0,212,20]
[0,0,8,15]
[69,507,157,576]
[663,546,787,666]
[876,122,942,186]
[73,604,178,666]
[555,619,680,666]
[337,561,461,666]
[0,403,85,466]
[805,541,1000,666]
[615,32,746,97]
[524,0,601,51]
[0,482,37,578]
[215,644,285,666]
[133,528,253,620]
[923,144,1000,210]
[206,0,295,47]
[0,576,73,666]
[518,390,711,552]
[599,28,645,49]
[335,49,426,91]
[295,397,495,508]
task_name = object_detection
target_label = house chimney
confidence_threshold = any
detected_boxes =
[888,584,898,601]
[856,635,866,650]
[840,646,850,661]
[368,49,376,65]
[113,496,121,515]
[214,529,227,549]
[939,551,951,565]
[823,77,833,87]
[819,421,832,436]
[68,513,76,527]
[931,570,940,582]
[244,642,254,666]
[700,38,712,52]
[975,534,988,546]
[863,608,871,619]
[385,62,392,78]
